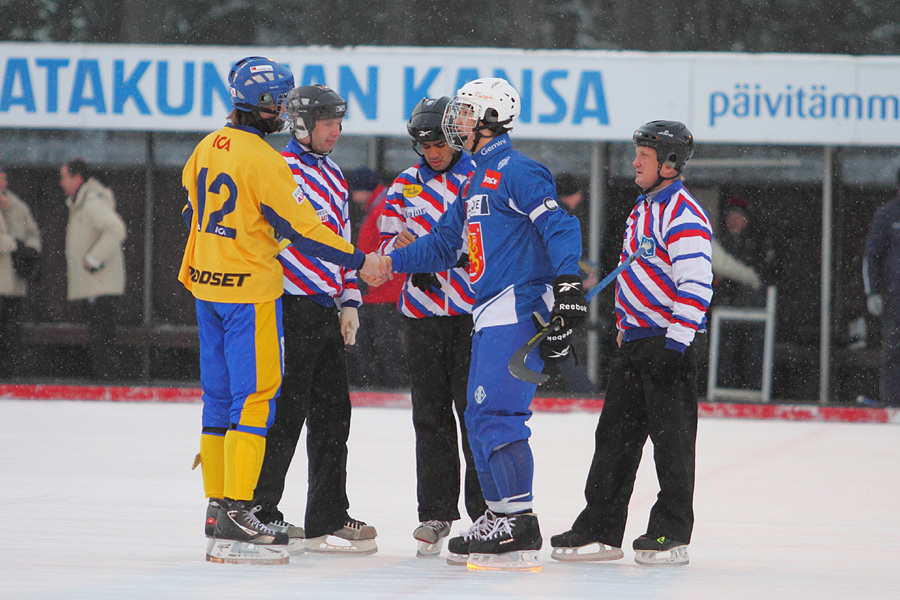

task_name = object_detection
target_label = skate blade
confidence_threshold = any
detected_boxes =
[416,537,445,558]
[304,535,378,555]
[634,546,689,567]
[550,543,624,562]
[446,552,468,566]
[286,538,306,556]
[467,551,542,572]
[206,539,290,565]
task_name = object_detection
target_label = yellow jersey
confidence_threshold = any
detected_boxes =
[179,124,363,303]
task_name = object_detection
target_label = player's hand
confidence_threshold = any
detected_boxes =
[533,313,573,364]
[551,274,588,330]
[378,255,393,279]
[454,253,470,270]
[868,294,884,317]
[411,272,441,294]
[360,253,390,287]
[340,306,359,346]
[393,230,417,249]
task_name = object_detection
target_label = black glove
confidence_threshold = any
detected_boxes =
[454,253,470,270]
[551,274,588,330]
[410,272,441,294]
[533,313,574,363]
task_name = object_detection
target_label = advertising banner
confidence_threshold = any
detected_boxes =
[2,43,899,145]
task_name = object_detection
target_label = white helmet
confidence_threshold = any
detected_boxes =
[442,77,520,150]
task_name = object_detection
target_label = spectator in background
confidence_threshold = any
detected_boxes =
[0,165,41,379]
[863,168,900,407]
[59,158,127,382]
[713,197,777,390]
[347,167,408,389]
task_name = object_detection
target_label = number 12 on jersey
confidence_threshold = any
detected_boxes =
[195,167,237,239]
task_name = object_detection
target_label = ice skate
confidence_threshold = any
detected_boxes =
[413,520,450,557]
[303,517,378,555]
[206,499,290,565]
[267,518,306,555]
[549,529,624,562]
[467,512,543,572]
[204,498,221,537]
[446,511,496,566]
[632,534,689,567]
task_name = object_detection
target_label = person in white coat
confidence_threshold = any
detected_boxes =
[59,158,127,381]
[0,165,41,379]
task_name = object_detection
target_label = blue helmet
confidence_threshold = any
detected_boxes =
[228,56,294,114]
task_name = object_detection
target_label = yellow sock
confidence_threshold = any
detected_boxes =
[224,430,266,501]
[199,433,225,499]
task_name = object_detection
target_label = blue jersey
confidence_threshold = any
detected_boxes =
[389,134,582,331]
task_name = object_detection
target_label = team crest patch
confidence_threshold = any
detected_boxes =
[481,169,502,190]
[474,385,487,405]
[467,222,486,283]
[403,184,423,198]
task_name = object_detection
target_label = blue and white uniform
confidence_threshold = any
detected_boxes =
[616,179,713,349]
[278,136,361,309]
[380,155,475,317]
[390,134,581,328]
[389,134,581,514]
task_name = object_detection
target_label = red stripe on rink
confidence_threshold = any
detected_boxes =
[0,383,897,424]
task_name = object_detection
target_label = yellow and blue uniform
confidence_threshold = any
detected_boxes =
[180,123,365,502]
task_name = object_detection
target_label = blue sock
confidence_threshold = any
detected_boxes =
[487,439,534,514]
[477,469,500,505]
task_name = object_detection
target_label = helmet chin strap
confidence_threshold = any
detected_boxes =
[640,163,681,195]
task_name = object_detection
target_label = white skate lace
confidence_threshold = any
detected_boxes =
[241,505,278,534]
[460,511,496,541]
[481,515,515,541]
[420,520,448,533]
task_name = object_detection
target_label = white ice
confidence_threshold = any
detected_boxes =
[2,399,899,600]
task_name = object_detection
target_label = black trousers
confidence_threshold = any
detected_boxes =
[573,335,699,546]
[880,294,900,406]
[81,296,121,381]
[253,296,351,538]
[0,297,23,379]
[404,314,486,522]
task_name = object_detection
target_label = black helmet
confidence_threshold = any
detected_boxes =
[633,120,694,172]
[407,96,451,156]
[285,84,347,141]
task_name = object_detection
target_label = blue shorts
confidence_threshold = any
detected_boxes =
[465,320,542,471]
[196,298,283,437]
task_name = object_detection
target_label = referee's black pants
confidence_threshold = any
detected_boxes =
[403,314,486,523]
[573,334,699,547]
[253,295,352,539]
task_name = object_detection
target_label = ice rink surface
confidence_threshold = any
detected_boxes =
[2,398,898,600]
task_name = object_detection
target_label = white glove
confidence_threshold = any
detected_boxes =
[867,294,884,317]
[340,306,359,346]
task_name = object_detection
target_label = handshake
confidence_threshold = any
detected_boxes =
[359,253,394,287]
